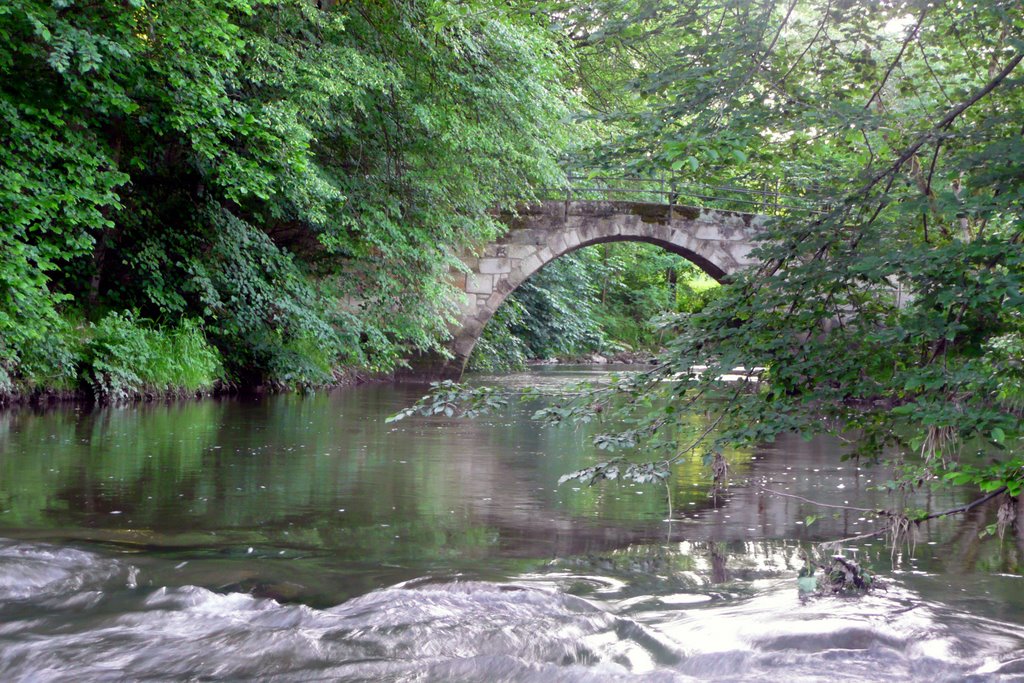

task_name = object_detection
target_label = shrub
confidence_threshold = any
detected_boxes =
[676,275,722,314]
[468,298,530,372]
[85,312,222,402]
[0,313,82,400]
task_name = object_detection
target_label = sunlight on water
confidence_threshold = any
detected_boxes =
[1,538,1023,681]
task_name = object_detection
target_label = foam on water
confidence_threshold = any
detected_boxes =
[1,540,1023,682]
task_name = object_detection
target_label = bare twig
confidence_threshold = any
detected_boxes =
[761,487,882,514]
[864,6,928,111]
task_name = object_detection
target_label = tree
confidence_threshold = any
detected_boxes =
[410,0,1024,532]
[0,0,573,397]
[565,0,1024,520]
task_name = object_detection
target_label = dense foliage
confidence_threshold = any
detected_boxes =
[469,243,718,370]
[396,0,1024,527]
[0,0,569,399]
[541,0,1024,519]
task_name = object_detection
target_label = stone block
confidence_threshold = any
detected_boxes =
[462,319,483,337]
[670,217,697,233]
[695,225,723,240]
[495,277,515,295]
[623,214,644,229]
[455,292,475,314]
[538,202,564,218]
[695,209,717,223]
[692,240,717,259]
[454,337,477,357]
[466,273,493,294]
[749,215,769,229]
[485,292,505,311]
[479,257,512,274]
[536,214,561,230]
[671,206,702,221]
[507,229,546,245]
[598,223,622,239]
[730,243,756,265]
[651,225,674,243]
[506,244,537,260]
[668,231,695,250]
[579,228,598,242]
[720,226,749,241]
[710,244,731,265]
[521,254,542,275]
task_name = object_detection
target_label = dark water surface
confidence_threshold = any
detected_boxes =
[1,366,1022,681]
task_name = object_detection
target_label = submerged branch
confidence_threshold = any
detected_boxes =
[917,486,1007,522]
[804,487,1010,549]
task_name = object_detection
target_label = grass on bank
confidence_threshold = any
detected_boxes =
[0,312,223,403]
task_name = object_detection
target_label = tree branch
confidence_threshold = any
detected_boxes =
[917,486,1007,523]
[857,51,1023,197]
[773,0,830,91]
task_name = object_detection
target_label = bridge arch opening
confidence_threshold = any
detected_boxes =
[464,239,722,373]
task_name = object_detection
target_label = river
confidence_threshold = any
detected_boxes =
[0,366,1022,681]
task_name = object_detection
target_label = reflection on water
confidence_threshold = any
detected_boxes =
[0,366,1022,680]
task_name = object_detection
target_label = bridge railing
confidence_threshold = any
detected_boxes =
[540,171,828,216]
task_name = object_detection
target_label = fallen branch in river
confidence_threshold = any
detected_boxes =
[809,486,1010,549]
[760,487,882,514]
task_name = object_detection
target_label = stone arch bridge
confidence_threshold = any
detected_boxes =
[411,199,769,379]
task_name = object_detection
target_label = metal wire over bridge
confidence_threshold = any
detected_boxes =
[543,170,828,216]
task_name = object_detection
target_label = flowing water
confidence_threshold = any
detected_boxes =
[0,366,1022,681]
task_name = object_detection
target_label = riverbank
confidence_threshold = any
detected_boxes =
[527,350,659,366]
[2,340,665,409]
[0,366,383,410]
[1,344,662,409]
[0,308,397,409]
